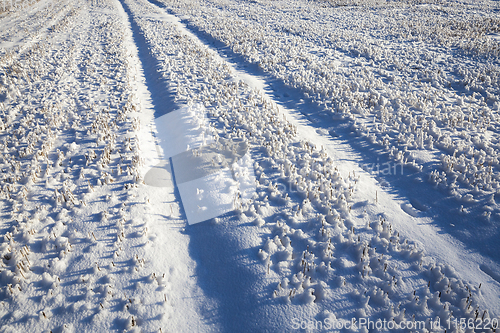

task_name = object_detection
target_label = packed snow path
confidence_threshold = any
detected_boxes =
[1,0,500,332]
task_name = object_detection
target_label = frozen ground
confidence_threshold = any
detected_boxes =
[0,0,500,332]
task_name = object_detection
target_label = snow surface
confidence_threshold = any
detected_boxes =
[1,0,500,332]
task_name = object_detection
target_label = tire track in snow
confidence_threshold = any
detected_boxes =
[141,0,500,316]
[113,0,219,331]
[113,0,179,120]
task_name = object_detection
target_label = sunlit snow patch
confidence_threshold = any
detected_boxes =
[177,168,238,225]
[144,104,256,224]
[154,103,211,157]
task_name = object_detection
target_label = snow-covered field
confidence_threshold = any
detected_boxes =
[1,0,500,331]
